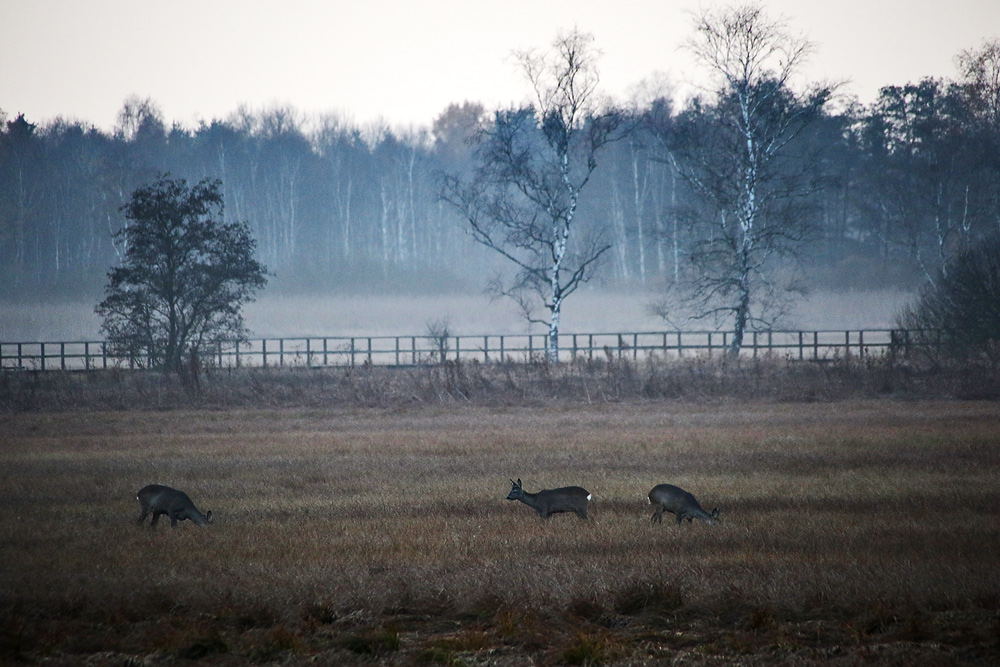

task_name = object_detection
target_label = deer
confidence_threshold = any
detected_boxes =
[506,478,591,519]
[136,484,213,527]
[648,484,720,526]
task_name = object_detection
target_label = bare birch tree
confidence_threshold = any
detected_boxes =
[441,29,618,361]
[651,3,832,355]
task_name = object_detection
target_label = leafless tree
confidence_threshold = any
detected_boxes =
[956,39,1000,232]
[114,95,164,142]
[650,3,833,355]
[441,29,620,361]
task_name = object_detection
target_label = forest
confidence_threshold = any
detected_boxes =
[1,38,998,314]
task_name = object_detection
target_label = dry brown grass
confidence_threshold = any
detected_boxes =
[3,351,999,413]
[2,400,999,664]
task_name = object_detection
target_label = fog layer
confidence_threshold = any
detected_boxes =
[0,289,913,342]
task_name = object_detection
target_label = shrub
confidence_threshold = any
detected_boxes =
[896,232,1000,360]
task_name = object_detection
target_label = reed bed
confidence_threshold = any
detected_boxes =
[1,400,998,664]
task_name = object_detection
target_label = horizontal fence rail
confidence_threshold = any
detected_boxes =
[0,329,936,372]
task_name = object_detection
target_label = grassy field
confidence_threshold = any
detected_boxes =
[2,400,999,665]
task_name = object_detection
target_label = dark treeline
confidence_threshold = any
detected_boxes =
[2,39,998,301]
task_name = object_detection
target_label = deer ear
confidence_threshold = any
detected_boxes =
[516,478,521,486]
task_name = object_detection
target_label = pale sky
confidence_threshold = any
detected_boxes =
[2,0,998,133]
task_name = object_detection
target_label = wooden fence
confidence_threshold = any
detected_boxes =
[0,329,924,372]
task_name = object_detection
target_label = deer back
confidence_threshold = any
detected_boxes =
[137,484,213,526]
[507,479,591,519]
[648,483,720,525]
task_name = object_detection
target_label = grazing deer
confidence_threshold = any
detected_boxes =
[136,484,213,527]
[648,484,720,525]
[506,478,591,519]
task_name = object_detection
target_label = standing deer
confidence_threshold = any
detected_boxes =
[506,478,591,519]
[648,484,720,525]
[136,484,213,527]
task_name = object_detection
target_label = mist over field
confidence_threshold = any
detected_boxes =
[0,288,914,342]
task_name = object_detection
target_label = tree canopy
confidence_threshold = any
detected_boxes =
[96,176,268,374]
